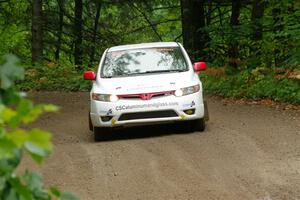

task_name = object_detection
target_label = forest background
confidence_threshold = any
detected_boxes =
[1,0,300,103]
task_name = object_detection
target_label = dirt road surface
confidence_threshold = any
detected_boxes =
[20,92,300,200]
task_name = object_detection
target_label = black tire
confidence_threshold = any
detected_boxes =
[89,113,93,131]
[93,127,111,141]
[204,100,209,121]
[192,118,205,132]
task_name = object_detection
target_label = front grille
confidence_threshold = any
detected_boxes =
[118,91,173,101]
[118,110,178,121]
[120,93,169,100]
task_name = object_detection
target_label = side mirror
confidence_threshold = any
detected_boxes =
[194,62,207,71]
[84,71,96,80]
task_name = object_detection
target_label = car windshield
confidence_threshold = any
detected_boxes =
[101,47,188,78]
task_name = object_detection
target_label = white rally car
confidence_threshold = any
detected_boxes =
[84,42,207,141]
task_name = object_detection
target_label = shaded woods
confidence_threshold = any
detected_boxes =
[1,0,299,102]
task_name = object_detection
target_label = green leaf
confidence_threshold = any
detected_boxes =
[0,138,18,159]
[0,105,4,113]
[24,129,52,164]
[0,176,6,193]
[1,107,17,123]
[49,188,79,200]
[0,105,4,126]
[17,99,33,118]
[24,142,47,164]
[0,54,24,90]
[23,171,44,191]
[60,192,80,200]
[0,150,21,173]
[43,104,59,112]
[49,187,61,197]
[28,129,52,151]
[8,177,32,200]
[4,99,33,129]
[22,105,43,124]
[22,104,58,124]
[7,130,28,147]
[5,188,18,200]
[0,87,22,106]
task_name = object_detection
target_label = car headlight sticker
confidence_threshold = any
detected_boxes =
[92,93,119,102]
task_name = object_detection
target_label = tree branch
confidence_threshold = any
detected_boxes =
[129,1,163,41]
[125,18,180,35]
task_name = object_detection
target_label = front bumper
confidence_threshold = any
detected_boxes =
[90,92,204,128]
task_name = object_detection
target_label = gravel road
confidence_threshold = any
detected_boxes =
[21,92,300,200]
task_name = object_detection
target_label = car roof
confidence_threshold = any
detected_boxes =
[107,42,179,52]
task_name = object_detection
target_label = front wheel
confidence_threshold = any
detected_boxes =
[93,127,111,141]
[191,118,205,132]
[89,113,93,131]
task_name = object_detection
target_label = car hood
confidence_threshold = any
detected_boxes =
[94,72,198,94]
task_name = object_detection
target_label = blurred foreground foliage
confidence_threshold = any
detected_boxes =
[0,55,79,200]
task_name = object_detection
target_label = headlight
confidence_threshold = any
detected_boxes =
[174,89,183,97]
[174,84,200,97]
[92,93,119,102]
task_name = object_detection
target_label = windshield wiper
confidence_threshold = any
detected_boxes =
[103,69,186,78]
[143,69,186,74]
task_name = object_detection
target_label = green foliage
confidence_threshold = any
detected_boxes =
[0,0,299,104]
[1,0,181,65]
[0,55,24,105]
[201,1,300,103]
[204,0,300,69]
[202,71,300,104]
[0,0,31,61]
[0,55,79,200]
[0,55,24,90]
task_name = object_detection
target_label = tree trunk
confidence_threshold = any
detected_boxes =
[74,0,83,66]
[31,0,43,63]
[180,0,207,61]
[228,0,241,68]
[90,0,102,63]
[55,0,64,61]
[251,0,265,41]
[272,6,284,66]
[217,2,225,39]
[206,1,213,26]
[250,0,265,67]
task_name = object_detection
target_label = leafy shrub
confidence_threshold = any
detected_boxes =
[0,55,79,199]
[202,69,300,104]
[19,62,91,92]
